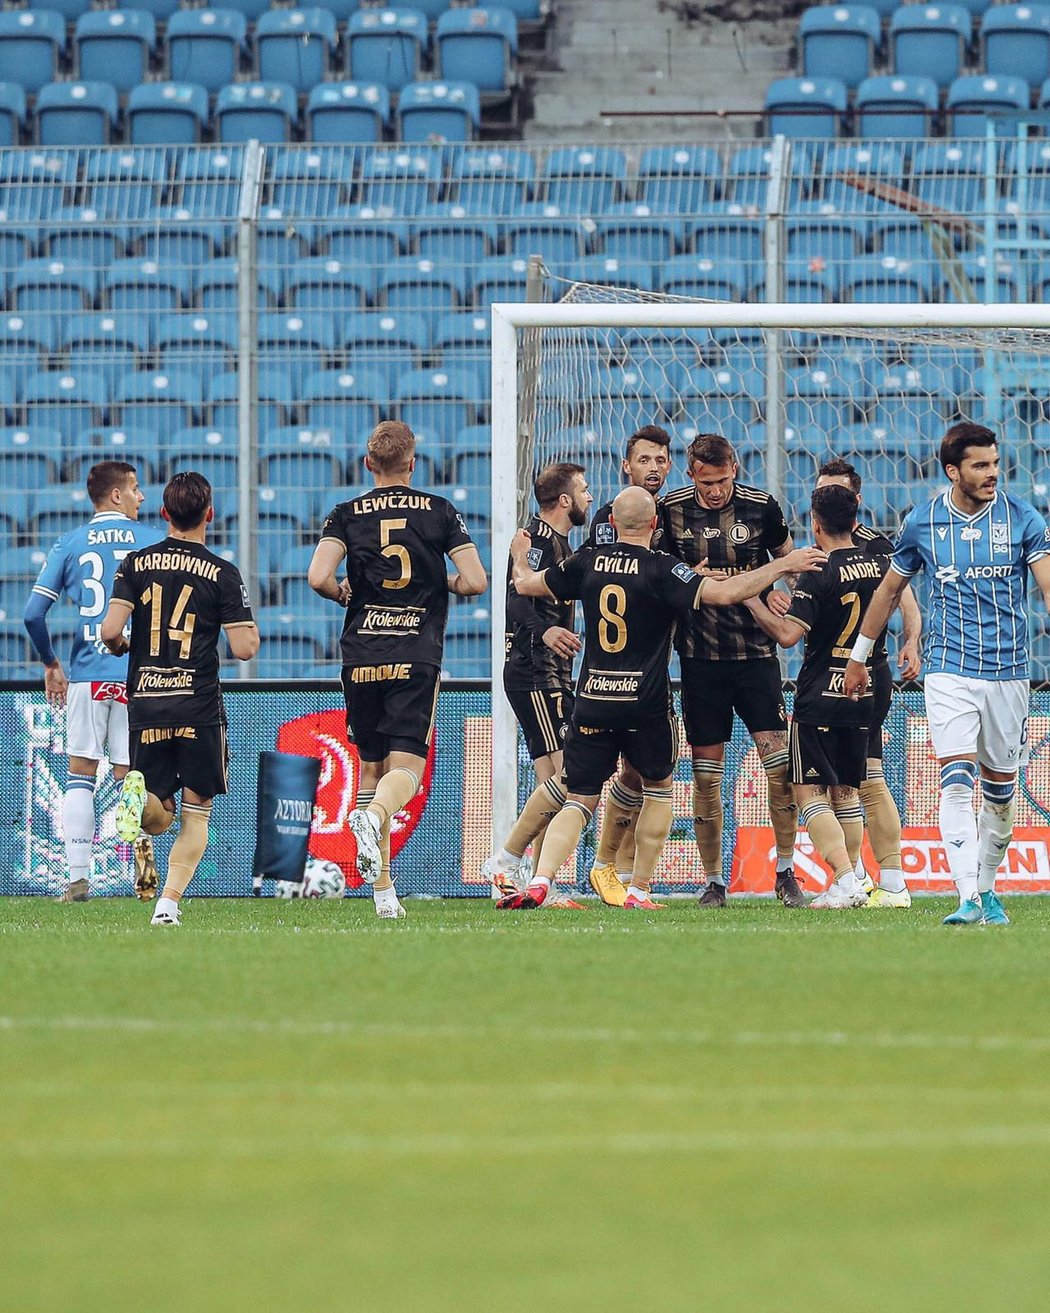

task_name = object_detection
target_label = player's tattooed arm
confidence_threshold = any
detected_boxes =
[702,546,826,607]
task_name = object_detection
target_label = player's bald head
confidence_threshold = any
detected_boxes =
[610,485,657,533]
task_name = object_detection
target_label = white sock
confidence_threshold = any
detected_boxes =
[374,886,400,910]
[530,874,551,891]
[155,896,179,918]
[977,780,1016,894]
[775,856,793,875]
[616,870,631,884]
[834,871,859,896]
[626,884,649,902]
[854,857,868,881]
[880,867,907,894]
[497,848,521,869]
[63,774,96,882]
[939,763,979,903]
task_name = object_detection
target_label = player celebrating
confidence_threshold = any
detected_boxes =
[660,433,803,907]
[845,422,1050,927]
[23,461,164,903]
[499,485,826,911]
[482,462,589,899]
[309,420,487,919]
[101,472,259,927]
[585,425,674,907]
[767,459,922,908]
[744,485,889,908]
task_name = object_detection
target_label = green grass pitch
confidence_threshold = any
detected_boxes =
[3,895,1050,1313]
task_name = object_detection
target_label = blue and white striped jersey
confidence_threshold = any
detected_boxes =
[891,489,1050,680]
[30,512,165,682]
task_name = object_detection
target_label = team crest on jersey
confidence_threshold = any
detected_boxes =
[672,562,695,583]
[527,547,544,569]
[728,523,751,545]
[992,522,1010,553]
[595,523,615,545]
[961,526,982,542]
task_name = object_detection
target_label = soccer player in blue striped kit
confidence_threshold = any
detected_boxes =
[845,422,1050,926]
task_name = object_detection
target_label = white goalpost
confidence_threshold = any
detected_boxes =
[489,300,1050,851]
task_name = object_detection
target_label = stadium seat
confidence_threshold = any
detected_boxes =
[131,216,223,266]
[396,367,479,442]
[35,83,119,147]
[104,258,189,315]
[285,257,374,312]
[306,82,390,143]
[946,74,1030,132]
[0,11,64,96]
[688,209,763,266]
[196,259,281,312]
[11,259,96,316]
[208,368,290,432]
[447,145,534,213]
[0,426,61,492]
[540,146,628,211]
[314,207,405,267]
[436,7,517,94]
[799,5,881,88]
[0,311,55,361]
[75,10,155,95]
[432,310,489,353]
[503,203,586,265]
[215,82,297,144]
[636,145,721,213]
[116,370,202,440]
[167,10,247,96]
[660,254,748,301]
[62,310,149,357]
[66,428,159,484]
[259,309,336,357]
[176,146,244,217]
[358,148,442,216]
[725,144,809,210]
[890,4,970,87]
[299,367,384,433]
[346,8,428,92]
[910,138,986,211]
[165,426,239,486]
[260,431,345,505]
[256,8,338,93]
[413,206,498,270]
[948,254,1020,302]
[127,83,209,145]
[156,312,238,374]
[397,81,481,143]
[0,83,26,147]
[590,206,684,264]
[779,255,839,302]
[785,204,867,264]
[377,255,467,311]
[339,309,429,359]
[844,253,936,302]
[573,255,653,292]
[470,255,530,306]
[23,371,107,442]
[855,75,939,138]
[764,76,847,138]
[982,5,1050,87]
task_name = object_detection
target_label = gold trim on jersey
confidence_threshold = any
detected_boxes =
[530,690,561,755]
[448,542,475,556]
[424,676,440,748]
[108,597,133,610]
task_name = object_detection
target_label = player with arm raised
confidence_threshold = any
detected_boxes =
[584,425,676,907]
[308,420,487,919]
[745,485,889,908]
[499,485,826,911]
[660,433,804,908]
[23,461,164,903]
[101,472,259,927]
[845,422,1050,927]
[481,462,590,900]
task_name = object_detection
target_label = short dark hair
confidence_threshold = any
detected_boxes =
[534,461,585,510]
[940,421,997,473]
[818,457,862,496]
[87,461,135,507]
[624,425,671,461]
[687,432,735,470]
[811,483,859,537]
[163,471,212,530]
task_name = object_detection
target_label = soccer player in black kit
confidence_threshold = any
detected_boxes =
[742,484,890,909]
[482,461,590,899]
[660,432,803,907]
[309,420,487,918]
[499,485,826,910]
[101,471,259,927]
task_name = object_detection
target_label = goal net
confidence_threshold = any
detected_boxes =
[489,293,1050,895]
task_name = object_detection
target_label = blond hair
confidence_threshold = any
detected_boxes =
[367,420,416,474]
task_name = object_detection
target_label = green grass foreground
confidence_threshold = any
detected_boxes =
[3,895,1050,1313]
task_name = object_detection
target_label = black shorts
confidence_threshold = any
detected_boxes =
[341,661,439,761]
[130,723,229,801]
[679,656,787,747]
[564,714,679,796]
[790,720,868,789]
[868,660,892,761]
[506,687,573,761]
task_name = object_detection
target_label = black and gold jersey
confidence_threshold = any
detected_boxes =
[585,495,664,550]
[853,523,894,666]
[659,482,790,661]
[321,484,474,668]
[787,545,887,726]
[504,515,574,693]
[111,537,254,729]
[545,543,705,726]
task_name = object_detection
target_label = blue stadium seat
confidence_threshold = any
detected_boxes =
[660,254,748,301]
[947,74,1030,132]
[196,259,281,312]
[436,7,517,93]
[949,254,1020,302]
[0,425,61,492]
[260,431,345,501]
[300,367,385,431]
[63,311,149,356]
[256,8,338,93]
[799,5,881,88]
[0,11,64,96]
[64,335,139,395]
[470,254,530,306]
[0,311,55,359]
[779,255,839,302]
[215,82,298,143]
[855,74,939,138]
[765,76,846,139]
[156,313,238,373]
[541,146,628,211]
[785,203,867,263]
[414,206,498,267]
[23,371,107,441]
[910,138,986,210]
[890,4,970,87]
[319,207,407,264]
[688,208,763,265]
[503,203,586,265]
[36,83,119,147]
[844,253,936,302]
[0,82,25,147]
[127,82,209,146]
[165,426,239,487]
[75,10,155,95]
[285,256,374,312]
[590,206,684,263]
[177,146,244,217]
[104,258,189,315]
[377,255,467,311]
[358,147,442,216]
[447,145,534,212]
[433,310,489,353]
[396,366,479,442]
[982,5,1050,87]
[725,144,809,209]
[66,428,159,484]
[347,8,428,92]
[116,370,202,440]
[12,260,96,316]
[208,368,290,432]
[636,145,721,213]
[124,0,183,18]
[307,82,390,143]
[573,255,653,291]
[168,9,248,96]
[259,309,336,355]
[398,80,481,142]
[131,216,223,266]
[340,309,429,356]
